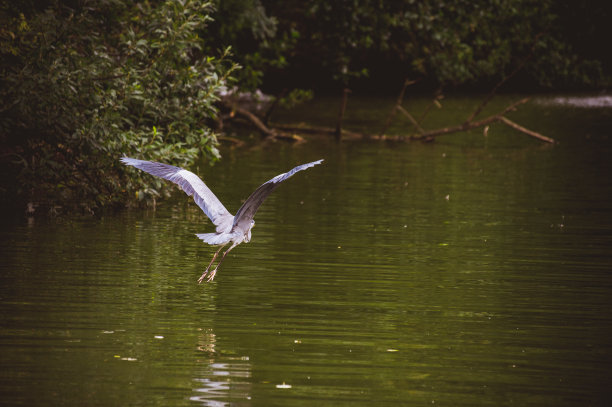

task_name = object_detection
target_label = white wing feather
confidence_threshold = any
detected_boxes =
[120,157,233,232]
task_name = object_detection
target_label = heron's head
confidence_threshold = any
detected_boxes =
[245,220,255,242]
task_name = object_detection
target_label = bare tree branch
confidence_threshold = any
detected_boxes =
[499,116,556,143]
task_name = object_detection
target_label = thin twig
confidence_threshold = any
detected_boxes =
[335,88,351,141]
[263,89,287,125]
[397,105,425,134]
[499,116,556,143]
[417,92,443,124]
[379,79,417,136]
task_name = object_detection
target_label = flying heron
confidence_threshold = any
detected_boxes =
[120,157,323,282]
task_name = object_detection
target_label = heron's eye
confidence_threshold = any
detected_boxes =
[251,220,255,227]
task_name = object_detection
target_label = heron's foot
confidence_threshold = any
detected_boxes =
[197,272,207,284]
[206,268,218,282]
[198,267,217,284]
[197,267,218,284]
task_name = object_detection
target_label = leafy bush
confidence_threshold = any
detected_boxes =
[216,0,606,91]
[0,0,237,213]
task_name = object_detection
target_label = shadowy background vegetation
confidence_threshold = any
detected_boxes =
[212,0,610,93]
[1,0,610,214]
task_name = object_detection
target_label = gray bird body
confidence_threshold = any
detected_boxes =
[120,157,323,282]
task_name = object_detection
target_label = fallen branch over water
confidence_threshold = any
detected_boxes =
[383,88,555,143]
[217,88,555,145]
[273,97,555,144]
[498,116,556,143]
[413,98,554,143]
[220,100,305,143]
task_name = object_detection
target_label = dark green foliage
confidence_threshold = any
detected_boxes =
[207,0,290,91]
[0,0,237,213]
[222,0,607,91]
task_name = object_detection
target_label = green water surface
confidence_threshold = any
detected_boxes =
[1,94,612,406]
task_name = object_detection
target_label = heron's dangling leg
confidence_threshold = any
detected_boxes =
[198,243,227,284]
[206,242,240,282]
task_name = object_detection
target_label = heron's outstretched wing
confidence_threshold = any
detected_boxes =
[233,159,323,229]
[120,158,233,229]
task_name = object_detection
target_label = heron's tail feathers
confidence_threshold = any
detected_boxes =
[196,233,232,246]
